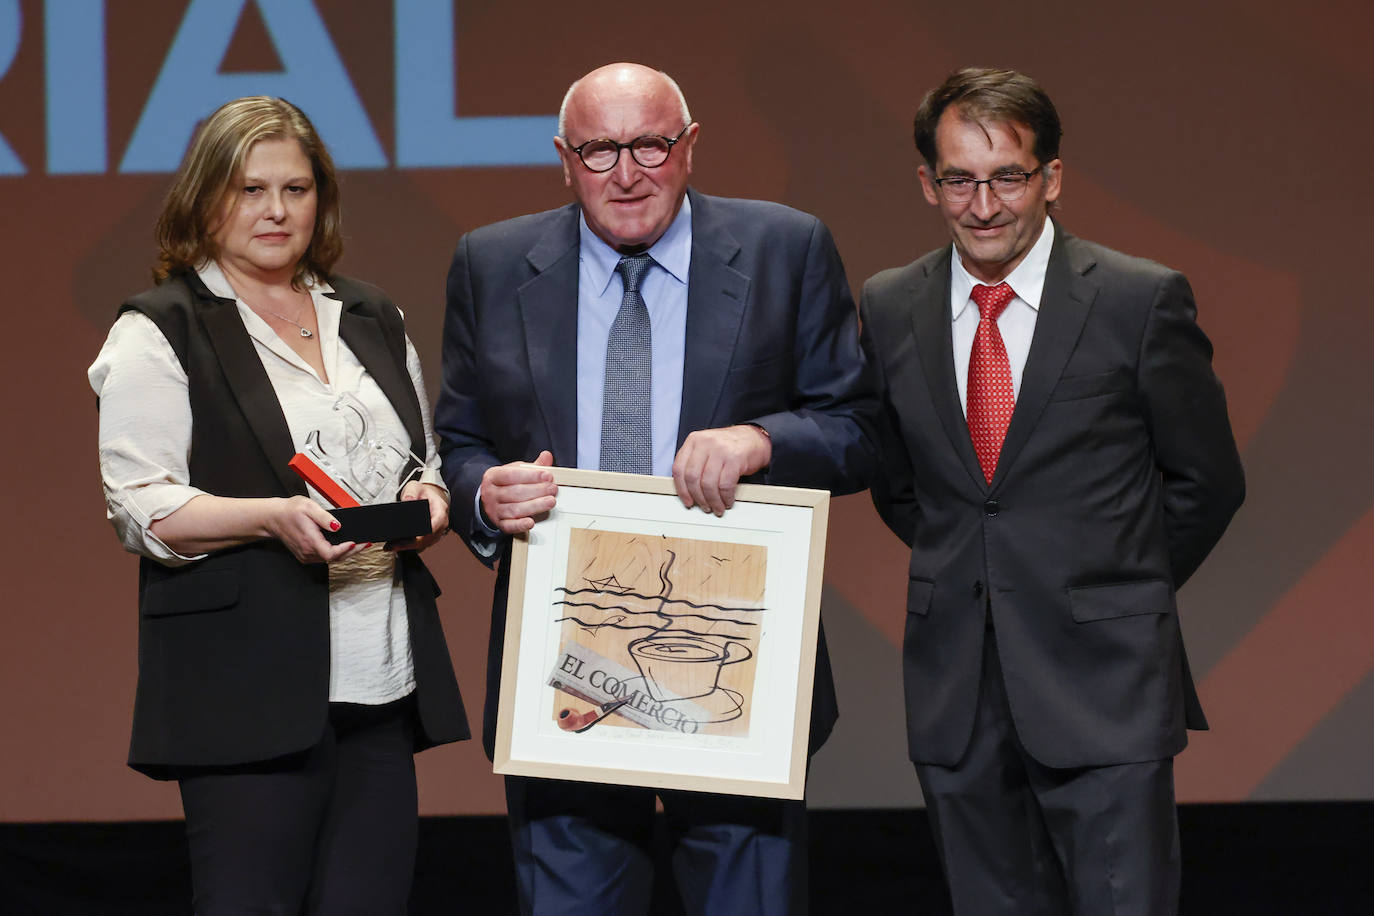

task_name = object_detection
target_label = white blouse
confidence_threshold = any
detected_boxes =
[88,262,448,706]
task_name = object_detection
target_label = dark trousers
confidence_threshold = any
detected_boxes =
[916,633,1180,916]
[177,696,418,916]
[506,775,808,916]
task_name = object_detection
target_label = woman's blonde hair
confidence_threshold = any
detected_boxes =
[153,96,342,286]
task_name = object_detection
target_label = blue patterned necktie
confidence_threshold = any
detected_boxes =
[599,253,654,474]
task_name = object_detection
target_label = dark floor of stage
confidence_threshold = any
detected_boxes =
[2,803,1370,914]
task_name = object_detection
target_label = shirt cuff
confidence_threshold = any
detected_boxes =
[416,466,450,501]
[108,495,209,566]
[473,488,500,537]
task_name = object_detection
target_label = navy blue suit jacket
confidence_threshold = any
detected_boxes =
[436,189,879,757]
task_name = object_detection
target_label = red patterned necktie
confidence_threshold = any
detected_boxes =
[967,282,1016,484]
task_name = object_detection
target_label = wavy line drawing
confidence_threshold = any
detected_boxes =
[554,617,754,643]
[553,601,760,627]
[555,587,765,613]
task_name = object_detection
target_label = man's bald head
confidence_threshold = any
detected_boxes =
[559,64,691,139]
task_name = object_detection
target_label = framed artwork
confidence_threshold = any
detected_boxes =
[493,467,830,799]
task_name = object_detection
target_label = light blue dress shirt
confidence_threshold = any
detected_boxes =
[575,196,692,477]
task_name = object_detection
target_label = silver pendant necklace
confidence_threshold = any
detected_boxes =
[257,303,314,338]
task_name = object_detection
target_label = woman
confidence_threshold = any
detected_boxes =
[88,97,468,914]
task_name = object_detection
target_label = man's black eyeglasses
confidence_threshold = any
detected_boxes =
[932,168,1043,203]
[569,125,691,173]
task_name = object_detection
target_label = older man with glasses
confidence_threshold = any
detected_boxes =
[435,62,878,915]
[861,67,1245,915]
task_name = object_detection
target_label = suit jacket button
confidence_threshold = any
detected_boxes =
[984,499,999,517]
[973,581,984,597]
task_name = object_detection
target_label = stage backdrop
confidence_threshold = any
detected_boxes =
[2,0,1369,821]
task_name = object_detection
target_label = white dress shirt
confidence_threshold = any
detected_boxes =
[950,216,1056,414]
[88,262,447,705]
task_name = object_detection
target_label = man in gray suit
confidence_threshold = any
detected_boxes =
[861,68,1244,914]
[436,63,876,915]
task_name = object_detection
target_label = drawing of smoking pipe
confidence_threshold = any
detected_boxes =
[557,698,630,733]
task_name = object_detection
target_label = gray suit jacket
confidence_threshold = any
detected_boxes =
[861,222,1244,769]
[436,188,880,756]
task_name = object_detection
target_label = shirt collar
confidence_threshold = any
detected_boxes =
[950,215,1055,320]
[578,193,693,295]
[196,260,341,366]
[195,259,335,299]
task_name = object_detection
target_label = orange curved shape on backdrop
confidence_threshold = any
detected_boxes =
[1177,507,1374,801]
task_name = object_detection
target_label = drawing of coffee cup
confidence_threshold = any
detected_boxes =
[628,635,750,702]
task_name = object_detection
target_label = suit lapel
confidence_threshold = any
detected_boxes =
[991,226,1097,489]
[335,306,424,454]
[517,208,581,464]
[679,191,750,442]
[193,277,306,497]
[910,250,987,490]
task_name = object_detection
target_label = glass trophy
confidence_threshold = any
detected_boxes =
[289,393,433,544]
[302,392,422,506]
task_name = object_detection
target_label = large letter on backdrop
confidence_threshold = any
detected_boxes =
[119,0,386,173]
[0,0,24,175]
[393,0,557,167]
[45,0,106,174]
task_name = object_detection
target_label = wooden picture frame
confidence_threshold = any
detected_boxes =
[493,467,830,800]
